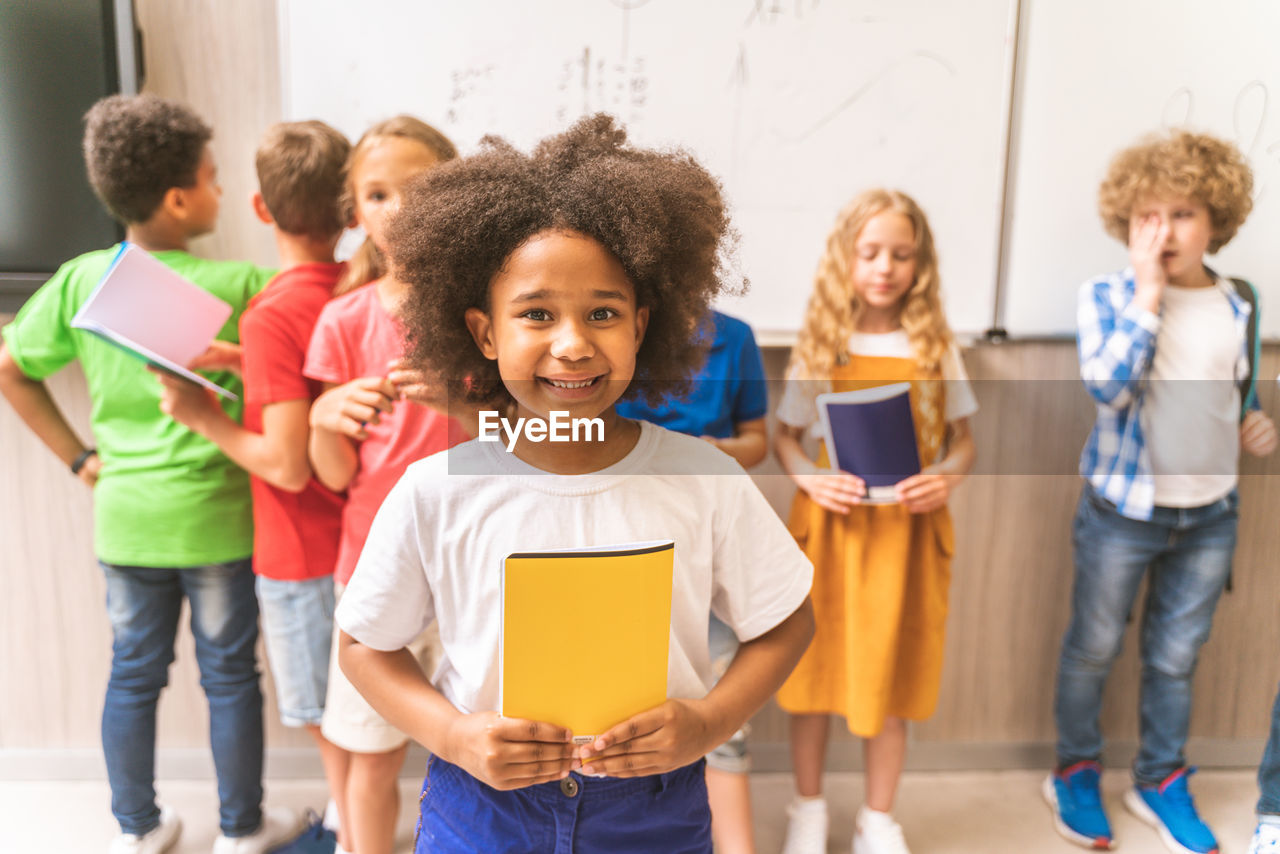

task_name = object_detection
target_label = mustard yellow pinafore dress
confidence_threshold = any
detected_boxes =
[776,355,955,737]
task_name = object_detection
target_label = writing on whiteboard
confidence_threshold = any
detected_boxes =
[1162,81,1280,201]
[555,47,648,126]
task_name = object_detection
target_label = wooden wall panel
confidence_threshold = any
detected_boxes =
[132,0,281,270]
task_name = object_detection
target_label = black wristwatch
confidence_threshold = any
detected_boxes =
[70,447,98,475]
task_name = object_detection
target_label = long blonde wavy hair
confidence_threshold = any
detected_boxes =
[790,188,952,379]
[335,115,458,295]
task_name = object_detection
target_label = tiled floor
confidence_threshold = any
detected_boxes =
[0,768,1260,853]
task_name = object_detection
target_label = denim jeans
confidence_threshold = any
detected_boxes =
[1259,682,1280,816]
[101,560,264,837]
[1054,482,1237,785]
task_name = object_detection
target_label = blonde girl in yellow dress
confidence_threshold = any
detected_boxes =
[773,189,978,854]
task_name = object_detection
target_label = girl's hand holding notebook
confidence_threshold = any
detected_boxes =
[441,710,579,792]
[576,697,716,778]
[791,466,867,515]
[893,465,961,513]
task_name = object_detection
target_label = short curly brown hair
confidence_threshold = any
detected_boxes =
[389,113,740,408]
[1098,129,1253,253]
[255,120,351,240]
[83,94,212,225]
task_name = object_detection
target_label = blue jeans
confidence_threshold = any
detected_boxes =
[1054,483,1237,785]
[1259,682,1280,816]
[414,756,711,853]
[101,560,265,837]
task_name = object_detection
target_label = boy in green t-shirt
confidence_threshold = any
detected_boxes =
[0,95,298,854]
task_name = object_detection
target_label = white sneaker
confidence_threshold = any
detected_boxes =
[852,806,911,854]
[108,805,182,854]
[781,796,829,854]
[212,806,303,854]
[1250,821,1280,854]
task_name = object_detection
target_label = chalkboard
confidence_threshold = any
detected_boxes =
[279,0,1017,340]
[1001,0,1280,338]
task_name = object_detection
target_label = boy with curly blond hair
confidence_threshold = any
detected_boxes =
[1044,129,1277,854]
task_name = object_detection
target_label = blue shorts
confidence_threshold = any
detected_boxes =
[414,756,711,854]
[256,575,334,727]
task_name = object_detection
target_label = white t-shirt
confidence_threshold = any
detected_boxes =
[335,421,814,715]
[1145,282,1240,507]
[775,332,979,434]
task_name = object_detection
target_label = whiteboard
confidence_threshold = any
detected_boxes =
[1002,0,1280,338]
[279,0,1016,340]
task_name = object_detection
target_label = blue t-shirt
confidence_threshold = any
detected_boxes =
[616,311,767,438]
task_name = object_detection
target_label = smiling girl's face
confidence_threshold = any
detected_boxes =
[465,229,649,426]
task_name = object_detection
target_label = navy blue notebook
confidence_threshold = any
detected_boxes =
[817,382,921,503]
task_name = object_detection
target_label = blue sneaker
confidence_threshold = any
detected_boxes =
[263,809,336,854]
[1124,767,1219,854]
[1043,761,1114,849]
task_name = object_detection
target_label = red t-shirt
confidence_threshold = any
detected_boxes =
[241,262,345,581]
[303,280,468,584]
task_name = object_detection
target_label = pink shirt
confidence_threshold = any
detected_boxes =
[304,281,468,583]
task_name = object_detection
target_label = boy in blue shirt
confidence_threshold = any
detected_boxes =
[1045,130,1277,854]
[615,308,768,854]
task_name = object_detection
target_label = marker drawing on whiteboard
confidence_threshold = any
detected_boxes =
[728,42,749,181]
[1162,87,1193,127]
[784,51,956,144]
[1234,80,1268,155]
[744,0,824,28]
[555,47,647,126]
[446,65,494,126]
[1162,81,1278,203]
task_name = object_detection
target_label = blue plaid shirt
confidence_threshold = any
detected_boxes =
[1077,267,1256,520]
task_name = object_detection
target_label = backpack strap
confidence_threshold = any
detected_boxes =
[1229,277,1260,419]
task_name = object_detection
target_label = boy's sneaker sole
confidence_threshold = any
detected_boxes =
[1042,774,1116,850]
[1122,789,1218,854]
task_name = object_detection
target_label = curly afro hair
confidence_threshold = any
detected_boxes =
[1098,129,1253,253]
[83,94,212,225]
[389,113,741,408]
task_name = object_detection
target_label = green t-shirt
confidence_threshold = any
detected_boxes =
[2,246,274,567]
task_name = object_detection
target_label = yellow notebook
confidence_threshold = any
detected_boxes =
[500,540,674,743]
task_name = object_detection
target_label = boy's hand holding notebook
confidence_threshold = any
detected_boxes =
[817,382,921,503]
[186,340,244,376]
[71,243,239,399]
[500,540,674,744]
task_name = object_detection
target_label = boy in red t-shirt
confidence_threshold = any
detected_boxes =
[155,120,353,845]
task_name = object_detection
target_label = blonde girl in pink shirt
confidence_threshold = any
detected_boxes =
[304,115,467,854]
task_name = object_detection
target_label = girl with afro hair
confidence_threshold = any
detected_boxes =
[331,114,815,853]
